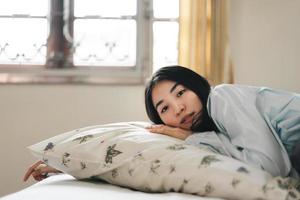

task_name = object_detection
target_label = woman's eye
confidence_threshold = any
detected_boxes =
[161,106,168,113]
[177,89,186,97]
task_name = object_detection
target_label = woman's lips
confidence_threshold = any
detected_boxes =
[181,112,195,124]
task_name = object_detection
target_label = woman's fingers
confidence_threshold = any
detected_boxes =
[23,161,61,182]
[23,161,43,182]
[146,125,170,135]
[146,125,192,140]
[31,172,47,181]
[31,165,57,181]
[36,165,60,174]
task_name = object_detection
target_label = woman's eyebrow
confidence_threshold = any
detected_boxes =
[170,83,179,93]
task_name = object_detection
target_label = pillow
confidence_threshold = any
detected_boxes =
[28,122,300,200]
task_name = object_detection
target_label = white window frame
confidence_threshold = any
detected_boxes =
[0,0,156,84]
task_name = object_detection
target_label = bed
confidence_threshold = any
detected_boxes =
[1,174,222,200]
[2,122,298,200]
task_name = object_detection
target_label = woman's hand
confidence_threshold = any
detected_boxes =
[23,161,62,182]
[146,124,192,140]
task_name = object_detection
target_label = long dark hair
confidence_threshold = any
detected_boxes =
[145,65,219,132]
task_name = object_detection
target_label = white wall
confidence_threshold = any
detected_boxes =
[229,0,300,92]
[0,85,148,197]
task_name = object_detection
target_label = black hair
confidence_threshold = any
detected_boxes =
[145,65,219,132]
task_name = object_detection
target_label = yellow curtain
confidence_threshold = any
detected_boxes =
[178,0,233,85]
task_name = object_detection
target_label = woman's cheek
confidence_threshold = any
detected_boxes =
[160,115,170,126]
[166,116,178,127]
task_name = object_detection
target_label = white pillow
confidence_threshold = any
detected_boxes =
[28,122,299,200]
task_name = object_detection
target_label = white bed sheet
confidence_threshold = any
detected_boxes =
[1,174,223,200]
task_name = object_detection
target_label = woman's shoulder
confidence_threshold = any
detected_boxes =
[212,84,261,95]
[213,83,259,91]
[209,84,261,105]
[212,83,234,91]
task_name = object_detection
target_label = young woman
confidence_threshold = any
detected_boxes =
[145,65,300,178]
[24,65,299,182]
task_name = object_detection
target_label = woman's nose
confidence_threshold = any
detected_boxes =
[175,103,185,116]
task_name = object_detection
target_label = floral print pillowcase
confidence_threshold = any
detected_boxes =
[28,122,300,200]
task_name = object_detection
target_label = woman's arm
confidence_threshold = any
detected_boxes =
[146,123,286,177]
[185,132,285,177]
[208,84,292,177]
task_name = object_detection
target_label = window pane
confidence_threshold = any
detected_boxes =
[153,22,178,72]
[75,0,136,17]
[74,19,136,66]
[0,19,47,65]
[153,0,179,18]
[0,0,47,15]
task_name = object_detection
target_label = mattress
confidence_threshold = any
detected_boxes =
[1,174,223,200]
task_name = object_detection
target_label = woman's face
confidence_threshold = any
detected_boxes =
[151,80,203,130]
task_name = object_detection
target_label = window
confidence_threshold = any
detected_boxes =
[0,0,179,84]
[152,0,179,73]
[0,0,47,65]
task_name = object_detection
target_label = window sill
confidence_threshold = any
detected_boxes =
[0,67,149,85]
